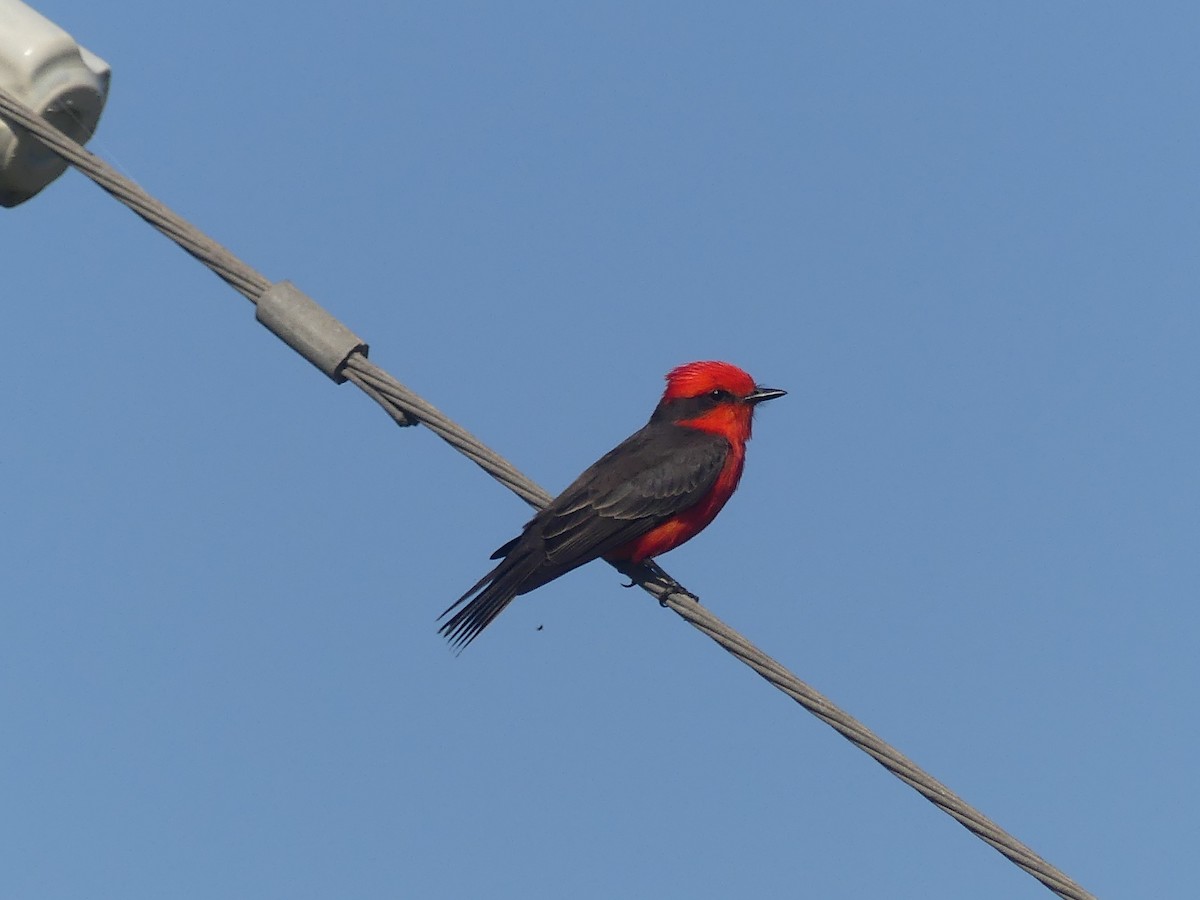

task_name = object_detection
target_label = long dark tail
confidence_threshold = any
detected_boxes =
[438,548,541,650]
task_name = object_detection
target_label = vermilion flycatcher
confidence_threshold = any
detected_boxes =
[440,361,785,648]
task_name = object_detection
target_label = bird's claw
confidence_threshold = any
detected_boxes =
[645,570,698,607]
[657,584,699,607]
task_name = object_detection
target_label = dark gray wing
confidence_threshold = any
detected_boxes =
[519,422,729,586]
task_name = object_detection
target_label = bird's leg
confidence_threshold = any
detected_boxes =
[619,559,698,606]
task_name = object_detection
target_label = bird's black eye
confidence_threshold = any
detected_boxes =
[708,389,733,403]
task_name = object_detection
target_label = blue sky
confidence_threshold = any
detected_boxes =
[4,3,1197,897]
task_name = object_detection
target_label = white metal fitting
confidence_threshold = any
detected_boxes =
[0,0,110,207]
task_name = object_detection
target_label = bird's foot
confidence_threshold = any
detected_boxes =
[655,583,699,607]
[639,560,698,607]
[615,560,698,605]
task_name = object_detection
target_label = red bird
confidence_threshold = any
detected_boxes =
[439,361,786,648]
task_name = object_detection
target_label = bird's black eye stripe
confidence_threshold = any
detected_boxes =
[650,389,738,423]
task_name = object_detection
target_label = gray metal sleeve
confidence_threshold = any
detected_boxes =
[255,280,368,383]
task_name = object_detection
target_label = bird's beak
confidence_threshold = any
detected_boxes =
[745,386,787,405]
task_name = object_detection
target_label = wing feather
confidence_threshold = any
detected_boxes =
[530,423,728,578]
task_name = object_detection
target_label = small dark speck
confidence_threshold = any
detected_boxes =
[536,625,543,631]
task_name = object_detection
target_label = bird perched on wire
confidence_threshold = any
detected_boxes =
[439,360,786,649]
